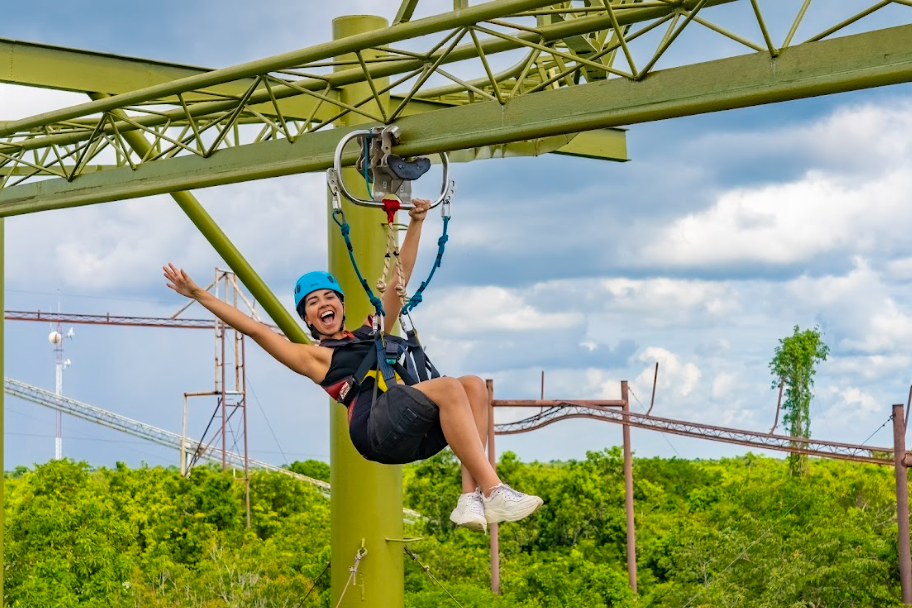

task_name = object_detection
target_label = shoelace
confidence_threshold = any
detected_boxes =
[489,484,525,502]
[457,491,485,512]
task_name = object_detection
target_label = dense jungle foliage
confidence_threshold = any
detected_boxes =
[3,448,905,607]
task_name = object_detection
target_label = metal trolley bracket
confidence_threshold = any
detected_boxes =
[327,126,453,213]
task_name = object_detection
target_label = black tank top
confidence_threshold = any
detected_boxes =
[319,325,376,388]
[319,325,378,407]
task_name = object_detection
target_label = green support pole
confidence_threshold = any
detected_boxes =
[328,15,404,608]
[0,217,4,605]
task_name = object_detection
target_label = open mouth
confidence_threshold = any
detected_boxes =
[320,310,336,325]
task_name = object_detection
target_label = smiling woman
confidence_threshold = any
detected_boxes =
[162,197,542,533]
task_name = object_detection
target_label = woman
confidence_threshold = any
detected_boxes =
[163,199,541,532]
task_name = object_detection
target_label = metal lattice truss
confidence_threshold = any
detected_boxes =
[2,0,912,213]
[3,377,330,490]
[5,310,217,329]
[4,376,427,521]
[495,402,895,465]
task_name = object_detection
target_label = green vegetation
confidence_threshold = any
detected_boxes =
[769,325,830,476]
[3,449,903,607]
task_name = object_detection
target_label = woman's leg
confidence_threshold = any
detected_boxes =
[457,376,491,494]
[412,376,501,494]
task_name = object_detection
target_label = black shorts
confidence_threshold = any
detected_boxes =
[349,384,448,465]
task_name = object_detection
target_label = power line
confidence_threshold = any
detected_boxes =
[627,386,681,458]
[245,373,290,465]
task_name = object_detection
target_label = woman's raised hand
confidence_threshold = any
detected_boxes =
[408,198,431,223]
[163,263,202,299]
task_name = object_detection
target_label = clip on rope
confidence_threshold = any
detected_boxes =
[404,546,465,608]
[335,544,368,608]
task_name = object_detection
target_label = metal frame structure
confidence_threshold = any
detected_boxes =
[489,381,907,600]
[1,1,912,606]
[3,376,330,489]
[7,271,262,526]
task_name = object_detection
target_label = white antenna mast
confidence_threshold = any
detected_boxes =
[47,297,74,460]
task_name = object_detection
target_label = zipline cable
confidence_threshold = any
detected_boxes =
[300,560,330,604]
[859,414,893,448]
[682,495,807,608]
[244,373,289,465]
[404,546,465,608]
[628,386,681,458]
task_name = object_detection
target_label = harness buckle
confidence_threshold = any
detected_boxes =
[385,340,400,365]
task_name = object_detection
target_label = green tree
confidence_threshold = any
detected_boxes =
[769,325,829,476]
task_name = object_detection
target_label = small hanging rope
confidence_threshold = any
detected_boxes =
[404,546,465,608]
[376,197,408,310]
[335,546,368,608]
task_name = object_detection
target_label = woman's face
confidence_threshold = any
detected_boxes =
[303,289,344,337]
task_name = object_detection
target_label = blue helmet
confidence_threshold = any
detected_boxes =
[294,271,344,314]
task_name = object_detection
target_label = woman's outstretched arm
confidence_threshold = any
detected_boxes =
[163,264,324,381]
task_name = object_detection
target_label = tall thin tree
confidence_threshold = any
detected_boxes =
[769,325,830,476]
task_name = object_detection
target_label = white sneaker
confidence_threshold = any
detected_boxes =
[483,484,543,524]
[449,489,487,533]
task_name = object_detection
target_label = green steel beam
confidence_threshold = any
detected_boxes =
[0,217,4,605]
[0,37,425,121]
[0,37,621,160]
[0,0,725,143]
[0,0,563,136]
[393,0,421,25]
[2,21,910,215]
[328,17,403,608]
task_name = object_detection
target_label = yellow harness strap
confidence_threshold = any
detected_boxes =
[362,369,403,393]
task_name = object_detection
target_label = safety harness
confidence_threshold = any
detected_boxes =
[320,324,441,409]
[323,126,454,410]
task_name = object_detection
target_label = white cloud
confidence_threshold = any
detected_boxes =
[642,101,912,268]
[711,371,738,400]
[785,259,912,353]
[421,285,585,334]
[634,347,701,398]
[0,84,86,121]
[642,168,912,267]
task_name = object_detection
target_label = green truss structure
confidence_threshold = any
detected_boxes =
[1,1,912,606]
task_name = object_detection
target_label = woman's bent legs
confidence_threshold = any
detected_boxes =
[412,375,500,494]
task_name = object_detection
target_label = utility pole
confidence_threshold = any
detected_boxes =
[893,403,911,605]
[48,313,73,460]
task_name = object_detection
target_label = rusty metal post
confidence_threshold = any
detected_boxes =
[180,393,188,476]
[621,380,637,594]
[220,319,227,470]
[894,403,912,605]
[770,379,785,434]
[486,379,500,595]
[242,335,250,529]
[647,362,658,416]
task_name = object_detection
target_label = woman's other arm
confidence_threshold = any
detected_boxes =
[163,264,325,381]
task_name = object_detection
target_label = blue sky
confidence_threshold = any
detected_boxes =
[3,1,912,470]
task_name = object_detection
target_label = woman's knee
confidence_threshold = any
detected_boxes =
[458,375,486,396]
[427,376,465,404]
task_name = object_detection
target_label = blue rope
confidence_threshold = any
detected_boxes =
[332,209,385,317]
[403,215,449,315]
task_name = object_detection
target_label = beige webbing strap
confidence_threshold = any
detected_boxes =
[376,216,408,309]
